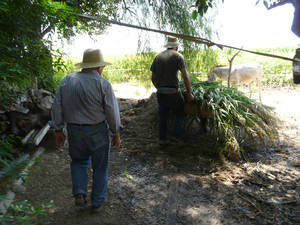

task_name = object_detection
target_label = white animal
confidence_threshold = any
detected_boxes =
[208,62,263,102]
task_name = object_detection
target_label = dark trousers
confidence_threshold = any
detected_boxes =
[157,91,185,140]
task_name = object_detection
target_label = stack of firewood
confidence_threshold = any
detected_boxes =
[0,88,54,146]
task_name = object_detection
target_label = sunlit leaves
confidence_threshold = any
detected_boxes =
[181,78,277,158]
[192,10,198,20]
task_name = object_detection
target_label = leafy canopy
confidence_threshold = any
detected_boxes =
[0,0,217,100]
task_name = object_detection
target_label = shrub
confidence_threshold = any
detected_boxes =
[1,200,54,225]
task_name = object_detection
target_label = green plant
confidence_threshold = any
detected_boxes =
[183,48,219,81]
[262,73,293,87]
[1,200,54,225]
[53,57,78,89]
[0,135,17,168]
[181,78,277,160]
[123,167,136,182]
[103,53,156,88]
[0,135,30,189]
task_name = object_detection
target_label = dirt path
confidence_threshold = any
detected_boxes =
[14,86,300,225]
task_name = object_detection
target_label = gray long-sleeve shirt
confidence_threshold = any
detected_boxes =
[50,69,122,134]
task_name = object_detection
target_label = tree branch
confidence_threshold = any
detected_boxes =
[122,0,136,17]
[41,25,52,38]
[268,0,294,10]
[227,50,241,88]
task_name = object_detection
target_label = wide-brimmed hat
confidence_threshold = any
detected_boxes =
[75,49,112,68]
[164,36,179,48]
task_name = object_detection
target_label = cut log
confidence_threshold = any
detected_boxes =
[21,129,36,145]
[33,123,50,146]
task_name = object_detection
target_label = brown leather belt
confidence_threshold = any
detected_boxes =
[68,121,104,127]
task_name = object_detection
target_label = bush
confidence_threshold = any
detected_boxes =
[0,135,28,184]
[1,200,54,225]
[52,57,78,89]
[0,135,17,168]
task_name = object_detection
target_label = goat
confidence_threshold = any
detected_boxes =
[208,62,263,102]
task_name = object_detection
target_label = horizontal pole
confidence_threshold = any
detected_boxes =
[71,12,300,63]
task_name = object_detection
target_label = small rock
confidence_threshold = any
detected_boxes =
[12,183,26,193]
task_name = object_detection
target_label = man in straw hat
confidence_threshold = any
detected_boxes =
[51,48,122,213]
[150,36,194,146]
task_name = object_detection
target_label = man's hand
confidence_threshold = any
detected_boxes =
[180,68,194,102]
[187,93,194,102]
[112,132,121,150]
[55,131,66,147]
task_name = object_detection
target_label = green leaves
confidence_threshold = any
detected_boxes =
[181,78,277,159]
[192,10,198,20]
[0,1,9,12]
[123,167,136,182]
[194,0,214,17]
[1,200,54,224]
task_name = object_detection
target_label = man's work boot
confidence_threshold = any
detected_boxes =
[90,205,103,213]
[74,194,87,207]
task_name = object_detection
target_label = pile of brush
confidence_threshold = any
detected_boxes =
[181,79,278,160]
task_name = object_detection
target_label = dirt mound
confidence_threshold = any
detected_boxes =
[123,93,158,121]
[119,93,158,143]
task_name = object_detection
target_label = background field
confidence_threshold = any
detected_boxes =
[54,46,297,89]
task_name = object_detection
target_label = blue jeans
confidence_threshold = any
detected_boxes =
[157,91,185,140]
[67,122,110,207]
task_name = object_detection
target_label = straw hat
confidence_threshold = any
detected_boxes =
[164,36,179,48]
[75,49,112,68]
